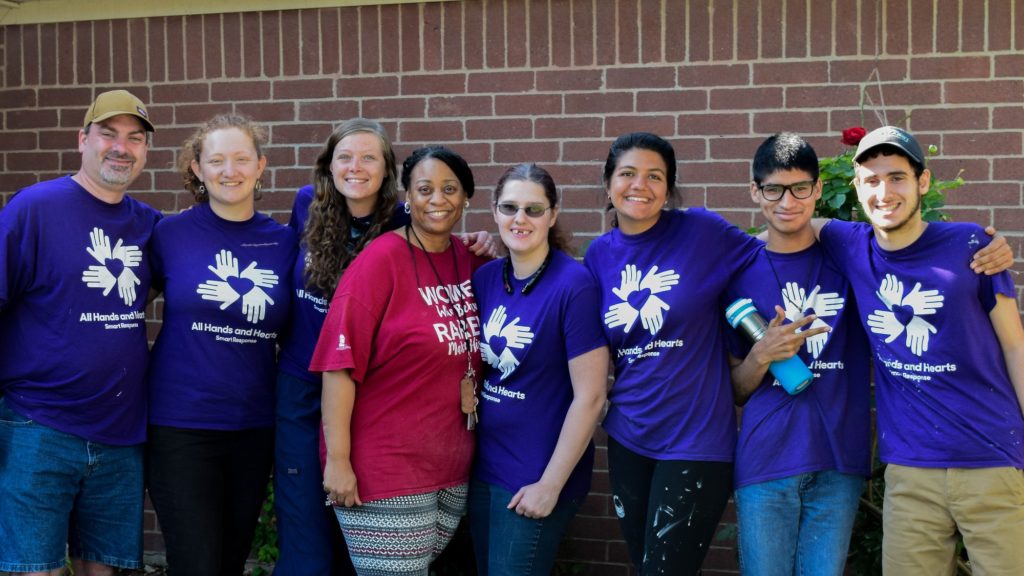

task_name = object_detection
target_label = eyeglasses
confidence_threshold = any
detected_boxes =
[757,181,816,201]
[495,203,551,218]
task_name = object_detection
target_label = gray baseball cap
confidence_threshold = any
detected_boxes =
[854,126,924,166]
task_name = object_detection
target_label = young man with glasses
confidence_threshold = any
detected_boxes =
[816,126,1024,574]
[723,133,871,576]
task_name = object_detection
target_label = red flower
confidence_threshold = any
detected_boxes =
[841,127,867,146]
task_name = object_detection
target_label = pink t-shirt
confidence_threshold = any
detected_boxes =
[310,231,485,502]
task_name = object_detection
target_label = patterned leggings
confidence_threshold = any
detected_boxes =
[333,484,468,576]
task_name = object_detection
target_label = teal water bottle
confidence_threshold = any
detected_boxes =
[725,298,814,395]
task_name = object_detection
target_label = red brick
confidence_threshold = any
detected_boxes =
[319,8,340,75]
[783,0,809,58]
[607,66,676,89]
[165,18,185,82]
[710,87,783,110]
[943,132,1022,156]
[806,0,831,55]
[640,0,662,63]
[617,0,641,63]
[508,0,532,68]
[5,151,57,171]
[711,0,734,61]
[220,13,241,79]
[829,59,907,83]
[402,73,467,95]
[994,106,1024,130]
[234,102,296,123]
[994,208,1024,231]
[734,1,757,60]
[152,83,210,104]
[665,0,686,62]
[0,131,39,151]
[994,158,1024,180]
[494,141,560,163]
[637,89,707,112]
[241,13,262,78]
[995,54,1024,78]
[38,23,57,85]
[680,160,750,184]
[0,172,40,192]
[182,16,203,80]
[273,78,333,100]
[834,0,859,56]
[362,97,427,119]
[537,69,603,92]
[709,136,767,161]
[752,111,827,135]
[1,88,37,108]
[945,182,1020,207]
[535,117,602,139]
[398,120,465,143]
[946,80,1024,104]
[262,11,282,77]
[605,115,677,138]
[467,71,535,94]
[594,0,615,66]
[75,21,93,85]
[562,140,613,163]
[201,14,222,79]
[281,10,301,76]
[572,0,594,66]
[442,1,462,70]
[861,81,941,105]
[760,0,783,58]
[466,118,532,141]
[706,183,759,208]
[911,107,989,132]
[857,0,879,57]
[340,7,360,75]
[786,85,860,108]
[57,23,76,85]
[298,100,360,122]
[20,25,39,86]
[753,61,828,85]
[933,0,959,53]
[428,96,493,118]
[173,103,232,125]
[463,0,484,70]
[301,9,322,75]
[37,130,74,151]
[565,92,633,115]
[7,109,58,130]
[148,19,167,83]
[688,0,711,62]
[377,4,400,74]
[988,0,1013,51]
[400,3,421,72]
[679,64,749,87]
[484,0,504,68]
[262,145,298,168]
[271,123,334,145]
[912,56,990,79]
[882,1,909,54]
[337,76,399,98]
[210,80,271,102]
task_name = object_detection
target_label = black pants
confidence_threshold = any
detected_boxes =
[607,436,733,576]
[146,425,274,576]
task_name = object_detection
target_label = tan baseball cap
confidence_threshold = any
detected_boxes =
[83,90,155,132]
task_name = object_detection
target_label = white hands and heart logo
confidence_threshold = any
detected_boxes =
[480,305,535,380]
[780,281,844,359]
[196,249,279,323]
[867,273,943,356]
[604,264,679,335]
[81,227,144,306]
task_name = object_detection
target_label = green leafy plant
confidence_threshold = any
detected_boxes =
[250,480,278,576]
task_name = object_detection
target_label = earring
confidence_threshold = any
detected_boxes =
[464,200,470,209]
[255,179,263,194]
[403,202,411,214]
[198,183,207,196]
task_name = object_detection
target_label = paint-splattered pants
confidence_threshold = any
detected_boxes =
[607,436,733,576]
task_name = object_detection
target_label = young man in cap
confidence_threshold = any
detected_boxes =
[0,90,160,576]
[816,126,1024,574]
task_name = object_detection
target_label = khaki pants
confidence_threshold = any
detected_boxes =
[883,464,1024,576]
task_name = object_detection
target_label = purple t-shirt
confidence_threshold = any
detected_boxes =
[471,250,607,500]
[724,243,871,488]
[0,175,160,445]
[147,202,297,430]
[583,208,762,461]
[277,185,410,383]
[821,220,1024,468]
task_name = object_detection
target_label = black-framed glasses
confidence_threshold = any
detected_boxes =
[496,203,551,217]
[757,180,816,201]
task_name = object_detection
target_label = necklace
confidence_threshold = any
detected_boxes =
[764,246,822,318]
[502,249,554,295]
[405,226,479,430]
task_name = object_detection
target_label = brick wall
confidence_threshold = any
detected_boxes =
[2,1,1023,574]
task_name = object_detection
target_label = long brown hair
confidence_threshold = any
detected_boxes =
[302,119,398,295]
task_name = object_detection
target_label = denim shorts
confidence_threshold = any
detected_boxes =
[0,397,143,572]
